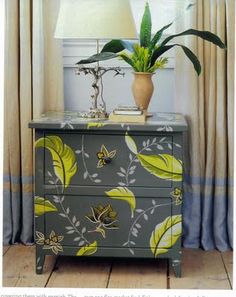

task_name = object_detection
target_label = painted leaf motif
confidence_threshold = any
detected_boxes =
[76,241,98,256]
[105,187,136,217]
[35,196,58,217]
[35,136,77,187]
[150,215,182,257]
[125,132,138,154]
[137,153,182,181]
[87,122,106,129]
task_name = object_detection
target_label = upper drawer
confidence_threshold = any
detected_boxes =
[35,132,183,189]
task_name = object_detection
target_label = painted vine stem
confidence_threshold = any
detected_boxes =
[76,135,101,184]
[123,200,176,255]
[51,174,91,246]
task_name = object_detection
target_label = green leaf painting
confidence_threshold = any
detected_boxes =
[87,122,106,129]
[105,187,136,218]
[35,136,77,188]
[150,215,182,257]
[76,241,98,256]
[137,154,183,181]
[125,133,183,181]
[125,132,138,154]
[34,196,58,217]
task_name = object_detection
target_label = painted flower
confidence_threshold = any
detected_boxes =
[86,204,119,238]
[36,230,64,255]
[170,187,182,205]
[97,144,116,168]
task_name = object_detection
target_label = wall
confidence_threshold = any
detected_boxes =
[63,0,183,113]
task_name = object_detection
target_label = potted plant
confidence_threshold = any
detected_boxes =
[77,2,226,111]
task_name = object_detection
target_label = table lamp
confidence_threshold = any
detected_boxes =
[54,0,137,118]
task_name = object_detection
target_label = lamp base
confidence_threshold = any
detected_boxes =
[78,108,108,119]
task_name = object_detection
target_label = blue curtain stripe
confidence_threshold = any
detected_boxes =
[183,174,233,187]
[3,190,34,244]
[3,174,34,184]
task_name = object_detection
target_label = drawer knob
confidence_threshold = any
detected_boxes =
[97,145,116,167]
[102,156,112,164]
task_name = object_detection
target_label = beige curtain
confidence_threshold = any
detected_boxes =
[3,0,64,244]
[175,0,234,250]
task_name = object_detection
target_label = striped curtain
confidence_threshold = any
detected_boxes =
[175,0,234,251]
[3,0,64,244]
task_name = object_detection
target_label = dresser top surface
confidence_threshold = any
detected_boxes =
[29,111,188,132]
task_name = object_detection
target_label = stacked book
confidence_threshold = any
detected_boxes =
[109,106,146,123]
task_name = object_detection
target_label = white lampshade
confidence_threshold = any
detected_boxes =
[54,0,138,40]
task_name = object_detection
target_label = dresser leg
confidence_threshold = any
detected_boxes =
[36,250,45,274]
[170,258,181,278]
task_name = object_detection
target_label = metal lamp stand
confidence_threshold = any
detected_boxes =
[76,40,124,119]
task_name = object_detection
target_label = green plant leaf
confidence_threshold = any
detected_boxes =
[35,136,77,188]
[149,2,195,52]
[101,40,135,53]
[161,29,226,48]
[101,40,124,53]
[34,196,58,217]
[151,44,201,75]
[180,45,201,75]
[137,153,182,181]
[150,215,182,257]
[149,22,173,51]
[119,53,137,70]
[77,52,117,65]
[105,187,136,218]
[148,57,168,73]
[140,2,152,47]
[150,44,173,64]
[186,3,196,11]
[76,241,98,256]
[125,132,138,154]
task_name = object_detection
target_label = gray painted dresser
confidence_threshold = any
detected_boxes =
[29,111,187,277]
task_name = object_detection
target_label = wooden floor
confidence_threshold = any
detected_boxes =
[2,245,233,289]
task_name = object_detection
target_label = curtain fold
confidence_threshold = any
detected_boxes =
[3,0,64,244]
[175,0,234,251]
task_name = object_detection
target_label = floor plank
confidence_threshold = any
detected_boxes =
[2,245,232,289]
[2,246,10,255]
[108,258,167,289]
[221,251,233,288]
[2,245,56,287]
[169,248,231,290]
[46,256,111,288]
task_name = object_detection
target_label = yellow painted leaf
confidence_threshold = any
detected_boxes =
[105,187,136,217]
[137,153,182,181]
[150,215,182,257]
[125,132,138,154]
[34,196,58,217]
[35,136,77,188]
[76,241,98,256]
[87,122,106,129]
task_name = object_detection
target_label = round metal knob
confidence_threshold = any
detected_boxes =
[103,156,112,164]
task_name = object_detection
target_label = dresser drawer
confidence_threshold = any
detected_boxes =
[36,132,183,190]
[35,194,181,256]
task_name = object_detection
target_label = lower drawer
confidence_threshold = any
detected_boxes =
[35,194,182,258]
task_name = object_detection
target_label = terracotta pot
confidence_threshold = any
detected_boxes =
[132,72,154,111]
